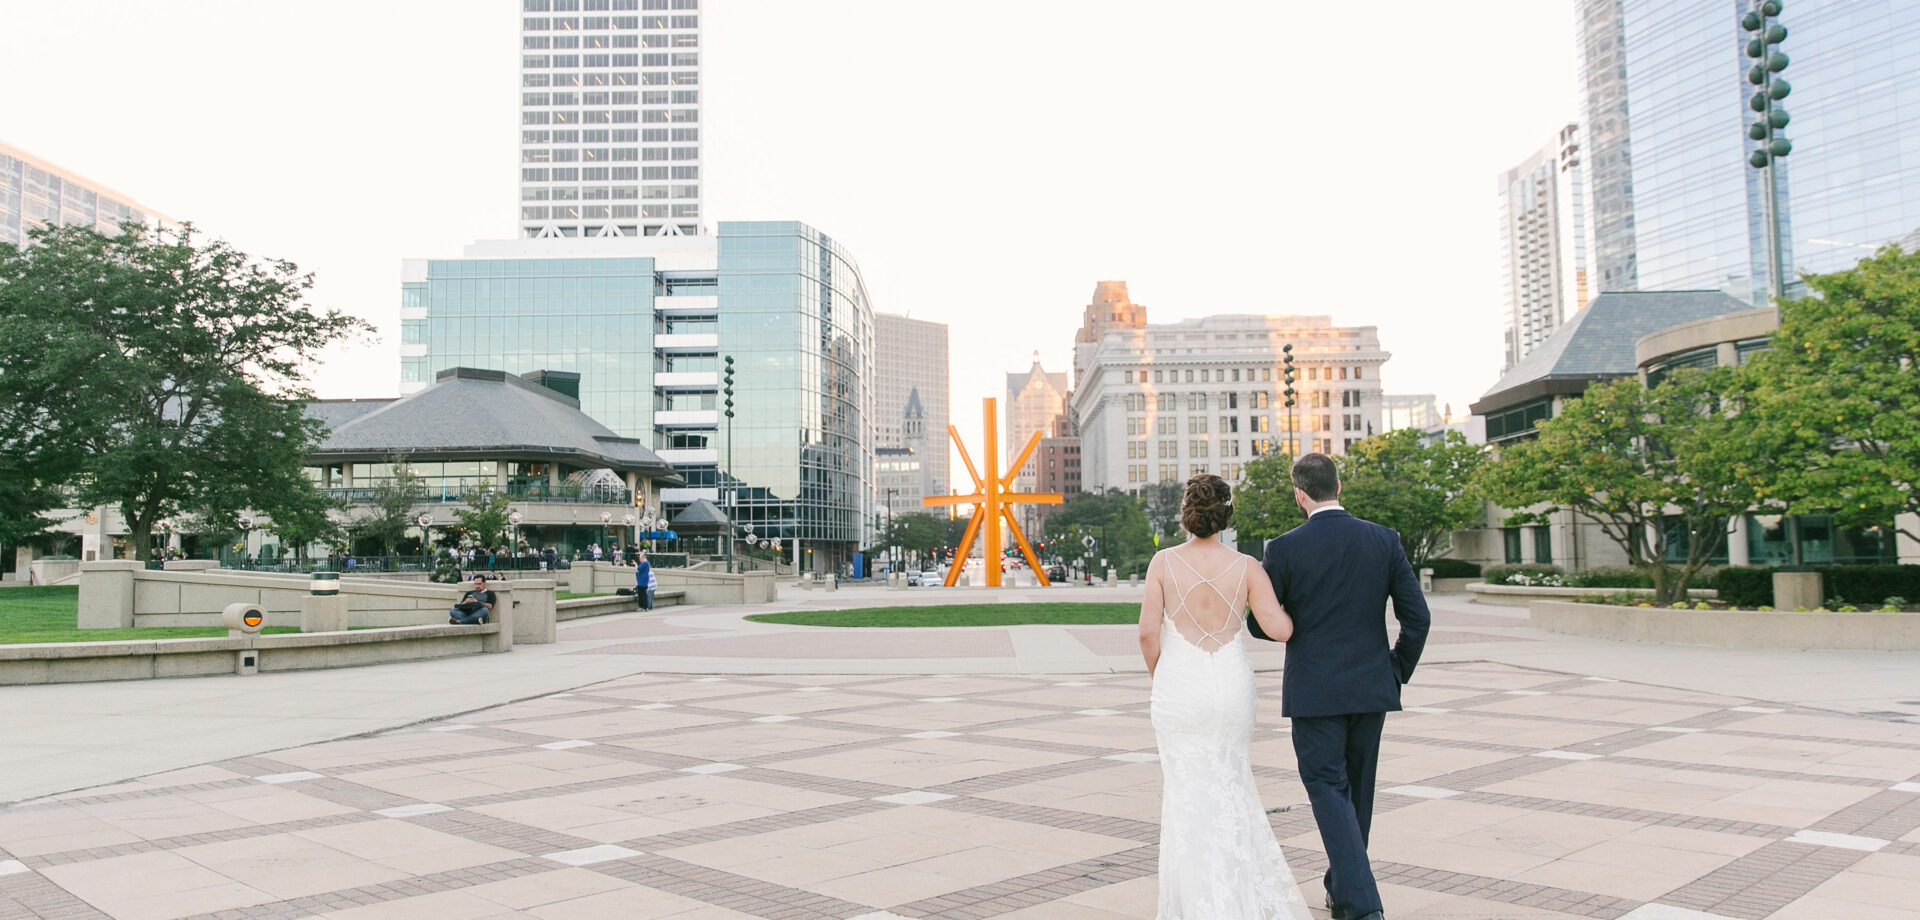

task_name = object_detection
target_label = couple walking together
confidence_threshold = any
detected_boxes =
[1140,453,1431,920]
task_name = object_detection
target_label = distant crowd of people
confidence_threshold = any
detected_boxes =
[441,543,651,573]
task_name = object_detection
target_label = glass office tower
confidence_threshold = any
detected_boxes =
[400,221,874,569]
[1578,0,1920,302]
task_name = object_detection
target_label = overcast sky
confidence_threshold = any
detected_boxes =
[4,0,1577,483]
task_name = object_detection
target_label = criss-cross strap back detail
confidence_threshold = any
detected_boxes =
[1162,550,1251,652]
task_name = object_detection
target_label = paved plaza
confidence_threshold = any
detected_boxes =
[2,587,1919,919]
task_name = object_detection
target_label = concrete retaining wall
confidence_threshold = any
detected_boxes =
[567,562,775,605]
[0,624,506,686]
[1468,581,1716,607]
[76,561,557,643]
[1530,599,1920,650]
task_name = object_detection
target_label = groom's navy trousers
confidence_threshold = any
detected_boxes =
[1254,508,1430,918]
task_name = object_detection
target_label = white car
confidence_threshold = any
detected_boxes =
[907,570,942,587]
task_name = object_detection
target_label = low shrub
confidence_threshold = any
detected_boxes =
[1483,564,1564,587]
[1704,565,1920,608]
[1421,558,1482,579]
[1563,566,1653,589]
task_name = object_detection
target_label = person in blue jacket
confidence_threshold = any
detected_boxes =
[635,551,655,611]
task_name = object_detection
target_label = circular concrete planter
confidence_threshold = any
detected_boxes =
[1467,582,1716,607]
[1529,599,1920,650]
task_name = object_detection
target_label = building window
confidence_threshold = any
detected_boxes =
[1532,526,1552,564]
[1154,370,1163,383]
[1503,528,1523,564]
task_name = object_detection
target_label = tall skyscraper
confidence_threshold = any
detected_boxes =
[0,140,170,247]
[873,313,949,499]
[518,0,702,240]
[1072,280,1148,386]
[1496,124,1589,371]
[1072,312,1389,495]
[1005,355,1069,490]
[400,221,876,571]
[1576,0,1920,303]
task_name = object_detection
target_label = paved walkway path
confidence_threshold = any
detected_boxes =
[3,585,1918,918]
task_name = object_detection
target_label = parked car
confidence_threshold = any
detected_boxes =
[907,569,942,587]
[1046,564,1067,582]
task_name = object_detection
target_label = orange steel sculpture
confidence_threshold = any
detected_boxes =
[924,397,1063,587]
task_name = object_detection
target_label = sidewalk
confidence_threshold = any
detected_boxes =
[2,587,1917,918]
[5,587,1917,807]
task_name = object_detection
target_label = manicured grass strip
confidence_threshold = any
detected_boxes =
[747,603,1140,628]
[557,591,617,600]
[0,585,295,644]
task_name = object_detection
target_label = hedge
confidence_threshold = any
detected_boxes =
[1562,566,1652,589]
[1483,564,1564,586]
[1709,565,1920,607]
[1422,558,1482,578]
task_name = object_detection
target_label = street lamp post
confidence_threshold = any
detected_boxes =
[884,487,897,574]
[1743,0,1792,313]
[508,511,523,564]
[1282,343,1298,458]
[722,354,736,574]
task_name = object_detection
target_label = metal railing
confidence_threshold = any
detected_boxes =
[319,482,634,506]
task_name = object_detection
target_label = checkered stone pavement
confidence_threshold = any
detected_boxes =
[2,664,1916,919]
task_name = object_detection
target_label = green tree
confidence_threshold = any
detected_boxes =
[1141,480,1185,543]
[1744,245,1920,545]
[1473,372,1764,605]
[261,477,345,566]
[1339,429,1487,565]
[452,485,513,550]
[0,222,368,561]
[351,453,425,556]
[1042,489,1154,575]
[885,512,947,560]
[1229,451,1306,548]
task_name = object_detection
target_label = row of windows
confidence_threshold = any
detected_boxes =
[521,128,696,144]
[523,52,698,68]
[522,33,692,50]
[521,165,697,185]
[521,204,699,219]
[1125,365,1366,385]
[521,166,699,182]
[522,184,698,200]
[525,0,696,12]
[521,74,695,102]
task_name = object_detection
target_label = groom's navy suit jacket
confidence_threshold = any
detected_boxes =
[1256,509,1431,718]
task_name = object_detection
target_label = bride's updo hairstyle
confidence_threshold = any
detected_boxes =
[1181,473,1233,538]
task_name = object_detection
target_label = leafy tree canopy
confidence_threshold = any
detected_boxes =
[1743,244,1920,543]
[1339,429,1487,565]
[1472,371,1765,604]
[0,222,369,561]
[1228,452,1305,548]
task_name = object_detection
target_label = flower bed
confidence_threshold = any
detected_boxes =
[1530,599,1920,650]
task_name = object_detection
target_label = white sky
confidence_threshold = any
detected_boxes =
[3,0,1577,488]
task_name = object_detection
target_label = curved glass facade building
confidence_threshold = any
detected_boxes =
[400,220,876,569]
[1579,0,1920,302]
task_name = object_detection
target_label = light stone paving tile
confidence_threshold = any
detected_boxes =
[313,888,528,920]
[35,849,279,920]
[294,818,528,877]
[175,832,412,899]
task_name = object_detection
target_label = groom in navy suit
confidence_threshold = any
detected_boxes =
[1249,453,1430,920]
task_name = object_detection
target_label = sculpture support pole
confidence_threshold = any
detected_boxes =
[983,398,1002,586]
[925,397,1063,588]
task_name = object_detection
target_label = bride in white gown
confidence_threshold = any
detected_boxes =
[1139,474,1312,920]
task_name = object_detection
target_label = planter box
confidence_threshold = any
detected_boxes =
[1529,599,1920,650]
[1467,582,1716,608]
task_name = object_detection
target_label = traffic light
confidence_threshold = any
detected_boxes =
[1282,343,1297,409]
[1743,1,1791,167]
[722,355,736,419]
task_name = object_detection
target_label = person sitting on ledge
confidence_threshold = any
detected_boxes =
[449,574,495,625]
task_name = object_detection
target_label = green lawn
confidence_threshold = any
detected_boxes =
[557,591,615,600]
[747,603,1141,628]
[0,586,300,644]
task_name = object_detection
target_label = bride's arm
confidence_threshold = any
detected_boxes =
[1246,558,1294,642]
[1138,554,1166,676]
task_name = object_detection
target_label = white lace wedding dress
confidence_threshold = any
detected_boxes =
[1151,549,1311,920]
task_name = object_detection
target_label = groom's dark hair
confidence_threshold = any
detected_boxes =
[1291,453,1339,502]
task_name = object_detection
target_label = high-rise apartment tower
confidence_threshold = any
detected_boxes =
[518,0,703,240]
[1497,124,1589,371]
